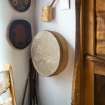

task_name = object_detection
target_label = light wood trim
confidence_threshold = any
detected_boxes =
[4,64,17,105]
[72,0,84,105]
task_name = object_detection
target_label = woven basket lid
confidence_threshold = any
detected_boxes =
[31,31,68,77]
[9,0,31,12]
[9,20,32,49]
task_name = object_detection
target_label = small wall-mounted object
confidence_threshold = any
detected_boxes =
[9,0,31,12]
[31,31,68,77]
[8,20,32,49]
[41,6,54,22]
[41,0,56,22]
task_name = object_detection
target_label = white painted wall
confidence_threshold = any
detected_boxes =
[0,0,35,105]
[35,0,76,105]
[0,0,76,105]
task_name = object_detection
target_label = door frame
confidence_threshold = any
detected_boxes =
[72,0,95,105]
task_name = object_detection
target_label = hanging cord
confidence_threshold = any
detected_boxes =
[21,59,39,105]
[49,0,56,7]
[29,59,39,105]
[21,73,29,105]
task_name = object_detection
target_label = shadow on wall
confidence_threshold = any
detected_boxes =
[37,43,75,105]
[52,43,75,82]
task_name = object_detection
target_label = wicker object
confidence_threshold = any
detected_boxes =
[31,31,68,77]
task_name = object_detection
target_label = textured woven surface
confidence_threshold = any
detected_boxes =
[31,31,60,76]
[9,0,31,12]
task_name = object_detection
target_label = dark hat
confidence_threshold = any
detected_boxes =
[9,20,32,49]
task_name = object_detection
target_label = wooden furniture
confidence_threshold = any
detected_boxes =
[0,65,16,105]
[72,0,105,105]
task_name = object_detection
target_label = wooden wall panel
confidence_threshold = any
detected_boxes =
[96,12,105,41]
[94,74,105,105]
[95,64,105,76]
[96,11,105,55]
[96,41,105,55]
[96,0,105,12]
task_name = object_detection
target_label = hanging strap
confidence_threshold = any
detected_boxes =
[49,0,56,7]
[21,74,29,105]
[29,59,39,105]
[21,59,39,105]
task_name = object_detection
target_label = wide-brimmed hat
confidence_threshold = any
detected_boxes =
[9,20,32,49]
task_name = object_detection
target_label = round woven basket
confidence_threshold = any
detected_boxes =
[49,31,68,76]
[9,0,31,12]
[31,31,68,77]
